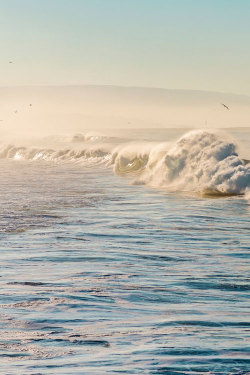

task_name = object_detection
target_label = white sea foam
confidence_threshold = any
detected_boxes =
[0,130,249,196]
[123,130,250,195]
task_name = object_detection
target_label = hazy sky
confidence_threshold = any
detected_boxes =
[1,0,250,95]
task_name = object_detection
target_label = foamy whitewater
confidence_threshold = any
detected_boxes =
[0,128,249,374]
[1,129,249,196]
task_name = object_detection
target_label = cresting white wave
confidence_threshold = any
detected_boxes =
[1,130,249,196]
[123,131,250,196]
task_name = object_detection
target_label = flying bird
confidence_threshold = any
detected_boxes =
[221,103,230,110]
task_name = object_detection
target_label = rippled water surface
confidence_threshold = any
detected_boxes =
[0,128,249,374]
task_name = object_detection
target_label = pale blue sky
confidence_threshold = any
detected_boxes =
[1,0,250,94]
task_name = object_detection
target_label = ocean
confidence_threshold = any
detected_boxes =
[0,128,249,374]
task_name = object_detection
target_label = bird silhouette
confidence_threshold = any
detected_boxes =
[221,103,230,110]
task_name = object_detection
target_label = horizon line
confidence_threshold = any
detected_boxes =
[0,84,250,98]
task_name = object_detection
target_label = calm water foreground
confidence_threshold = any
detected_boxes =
[0,128,249,374]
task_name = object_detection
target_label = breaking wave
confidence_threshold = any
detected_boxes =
[1,130,249,196]
[0,144,111,163]
[115,130,250,196]
[72,132,127,143]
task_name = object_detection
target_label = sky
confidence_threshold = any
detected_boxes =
[1,0,250,95]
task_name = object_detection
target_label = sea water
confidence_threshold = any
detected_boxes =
[0,128,249,374]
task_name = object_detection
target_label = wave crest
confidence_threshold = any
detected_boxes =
[1,130,249,196]
[112,131,250,195]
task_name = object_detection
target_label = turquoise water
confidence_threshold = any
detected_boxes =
[0,128,249,374]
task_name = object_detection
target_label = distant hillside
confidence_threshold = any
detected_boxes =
[0,85,250,134]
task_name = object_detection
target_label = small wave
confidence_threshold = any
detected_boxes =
[0,144,111,163]
[72,132,127,144]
